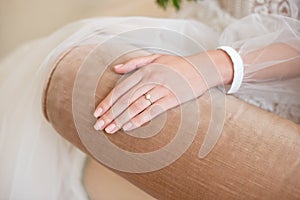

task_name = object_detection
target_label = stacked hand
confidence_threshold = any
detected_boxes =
[93,51,233,134]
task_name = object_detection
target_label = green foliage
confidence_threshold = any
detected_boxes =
[156,0,197,10]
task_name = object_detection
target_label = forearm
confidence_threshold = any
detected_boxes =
[242,43,300,81]
[207,49,234,85]
[192,43,300,93]
[214,13,300,86]
[44,45,300,199]
[185,50,234,92]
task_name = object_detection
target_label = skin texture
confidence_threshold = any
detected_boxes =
[94,42,300,133]
[93,50,234,133]
[44,45,300,199]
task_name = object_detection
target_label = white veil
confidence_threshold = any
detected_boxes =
[0,19,96,200]
[0,17,218,199]
[0,13,299,199]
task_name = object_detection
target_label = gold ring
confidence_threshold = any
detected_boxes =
[145,93,152,104]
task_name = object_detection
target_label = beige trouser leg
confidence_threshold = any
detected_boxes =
[43,45,300,200]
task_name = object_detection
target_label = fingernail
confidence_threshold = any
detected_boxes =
[123,122,133,131]
[94,120,105,131]
[105,123,117,134]
[114,64,123,69]
[94,107,102,118]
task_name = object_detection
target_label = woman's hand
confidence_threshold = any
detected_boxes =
[93,51,233,133]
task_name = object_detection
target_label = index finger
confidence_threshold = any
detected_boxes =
[94,70,142,118]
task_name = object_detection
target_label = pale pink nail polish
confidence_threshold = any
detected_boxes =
[114,64,123,69]
[94,123,100,131]
[94,120,105,131]
[105,123,117,134]
[123,122,133,131]
[94,107,102,118]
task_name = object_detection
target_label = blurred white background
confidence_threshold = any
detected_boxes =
[0,1,175,199]
[0,0,174,59]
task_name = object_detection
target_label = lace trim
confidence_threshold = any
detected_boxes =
[218,0,293,18]
[252,0,292,17]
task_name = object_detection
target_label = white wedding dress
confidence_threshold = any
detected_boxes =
[0,0,299,199]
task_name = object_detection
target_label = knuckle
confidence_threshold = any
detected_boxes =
[100,101,110,110]
[114,98,130,110]
[113,118,123,128]
[115,112,131,127]
[130,101,145,113]
[120,96,130,105]
[110,89,120,101]
[108,107,119,119]
[132,114,150,126]
[100,115,110,123]
[101,111,114,123]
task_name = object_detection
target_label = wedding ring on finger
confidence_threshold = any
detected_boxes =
[145,93,152,104]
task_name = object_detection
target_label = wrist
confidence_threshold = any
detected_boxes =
[207,50,234,85]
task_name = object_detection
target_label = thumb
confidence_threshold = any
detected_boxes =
[113,54,161,74]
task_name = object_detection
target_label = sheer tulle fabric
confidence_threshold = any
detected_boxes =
[178,1,300,123]
[0,11,299,200]
[0,21,93,199]
[219,14,300,123]
[0,17,218,199]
